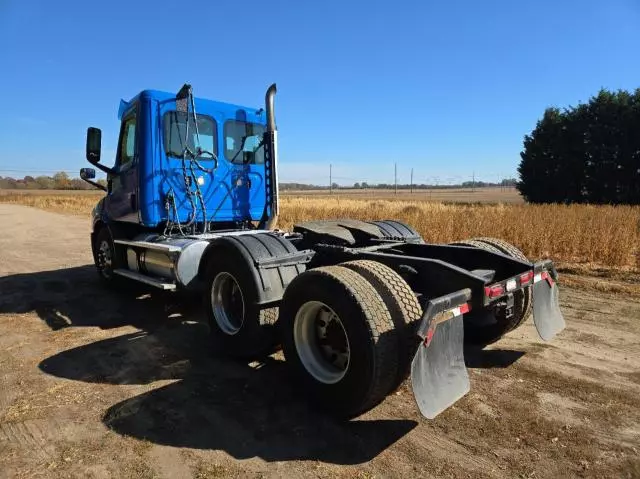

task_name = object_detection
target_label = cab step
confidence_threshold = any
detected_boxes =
[113,269,177,290]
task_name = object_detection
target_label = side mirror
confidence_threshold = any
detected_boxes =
[80,167,96,180]
[85,127,115,176]
[78,167,106,192]
[86,127,102,163]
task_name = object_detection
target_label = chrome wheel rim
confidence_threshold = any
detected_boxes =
[97,239,112,278]
[293,301,350,384]
[211,272,244,335]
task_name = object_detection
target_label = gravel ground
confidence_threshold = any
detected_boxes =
[0,204,638,478]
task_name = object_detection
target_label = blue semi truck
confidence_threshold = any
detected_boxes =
[80,83,565,419]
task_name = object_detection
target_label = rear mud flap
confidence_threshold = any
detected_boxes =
[411,289,471,419]
[532,270,565,341]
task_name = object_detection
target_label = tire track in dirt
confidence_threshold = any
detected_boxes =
[0,419,59,462]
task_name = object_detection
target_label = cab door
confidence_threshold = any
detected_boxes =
[105,108,139,222]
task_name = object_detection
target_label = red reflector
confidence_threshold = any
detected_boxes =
[424,326,435,347]
[484,284,505,298]
[459,303,470,314]
[520,271,534,285]
[541,270,555,286]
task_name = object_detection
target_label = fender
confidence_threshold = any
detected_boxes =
[199,233,314,305]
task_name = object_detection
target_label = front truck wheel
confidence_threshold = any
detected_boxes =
[204,252,278,359]
[93,226,125,287]
[450,238,532,345]
[280,266,400,418]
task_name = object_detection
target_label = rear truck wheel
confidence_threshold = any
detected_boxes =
[280,266,400,418]
[370,220,425,243]
[204,252,278,359]
[341,260,422,390]
[449,239,528,345]
[473,237,533,330]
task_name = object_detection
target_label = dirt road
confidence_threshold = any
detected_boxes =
[0,204,638,478]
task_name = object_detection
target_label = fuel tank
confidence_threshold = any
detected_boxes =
[125,234,209,288]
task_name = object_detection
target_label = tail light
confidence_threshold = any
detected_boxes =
[484,284,505,298]
[519,271,534,285]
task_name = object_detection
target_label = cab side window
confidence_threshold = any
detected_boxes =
[119,114,137,167]
[224,120,265,164]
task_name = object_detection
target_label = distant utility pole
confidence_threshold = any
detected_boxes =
[472,171,475,193]
[394,163,398,195]
[410,168,414,194]
[329,164,333,195]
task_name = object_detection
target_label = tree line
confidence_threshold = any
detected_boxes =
[0,172,106,190]
[282,179,517,191]
[518,88,640,204]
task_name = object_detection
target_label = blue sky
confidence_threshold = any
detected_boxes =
[1,0,639,185]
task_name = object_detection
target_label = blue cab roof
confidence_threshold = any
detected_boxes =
[118,89,264,124]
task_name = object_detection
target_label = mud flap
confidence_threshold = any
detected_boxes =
[411,289,471,419]
[532,267,565,341]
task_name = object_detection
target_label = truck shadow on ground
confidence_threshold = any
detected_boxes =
[39,323,419,464]
[0,265,197,331]
[1,265,524,464]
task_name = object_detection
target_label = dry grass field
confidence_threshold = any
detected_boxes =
[278,197,639,270]
[1,190,637,271]
[0,191,104,216]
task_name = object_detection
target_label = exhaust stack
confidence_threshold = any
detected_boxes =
[266,83,277,133]
[261,84,279,230]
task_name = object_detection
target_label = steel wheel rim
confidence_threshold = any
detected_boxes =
[211,272,244,335]
[293,300,350,384]
[98,239,112,278]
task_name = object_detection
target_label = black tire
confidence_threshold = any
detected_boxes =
[341,260,422,390]
[450,239,502,252]
[370,220,425,243]
[450,238,529,345]
[473,237,533,330]
[94,226,124,286]
[204,251,278,359]
[280,266,399,418]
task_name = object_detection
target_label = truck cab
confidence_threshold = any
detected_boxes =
[83,85,275,232]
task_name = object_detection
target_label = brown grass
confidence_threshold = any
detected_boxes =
[0,192,638,270]
[0,193,102,215]
[279,197,639,270]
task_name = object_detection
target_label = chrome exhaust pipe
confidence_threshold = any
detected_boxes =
[261,84,279,230]
[266,83,277,133]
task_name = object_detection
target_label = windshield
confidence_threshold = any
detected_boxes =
[224,120,266,164]
[163,111,217,159]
